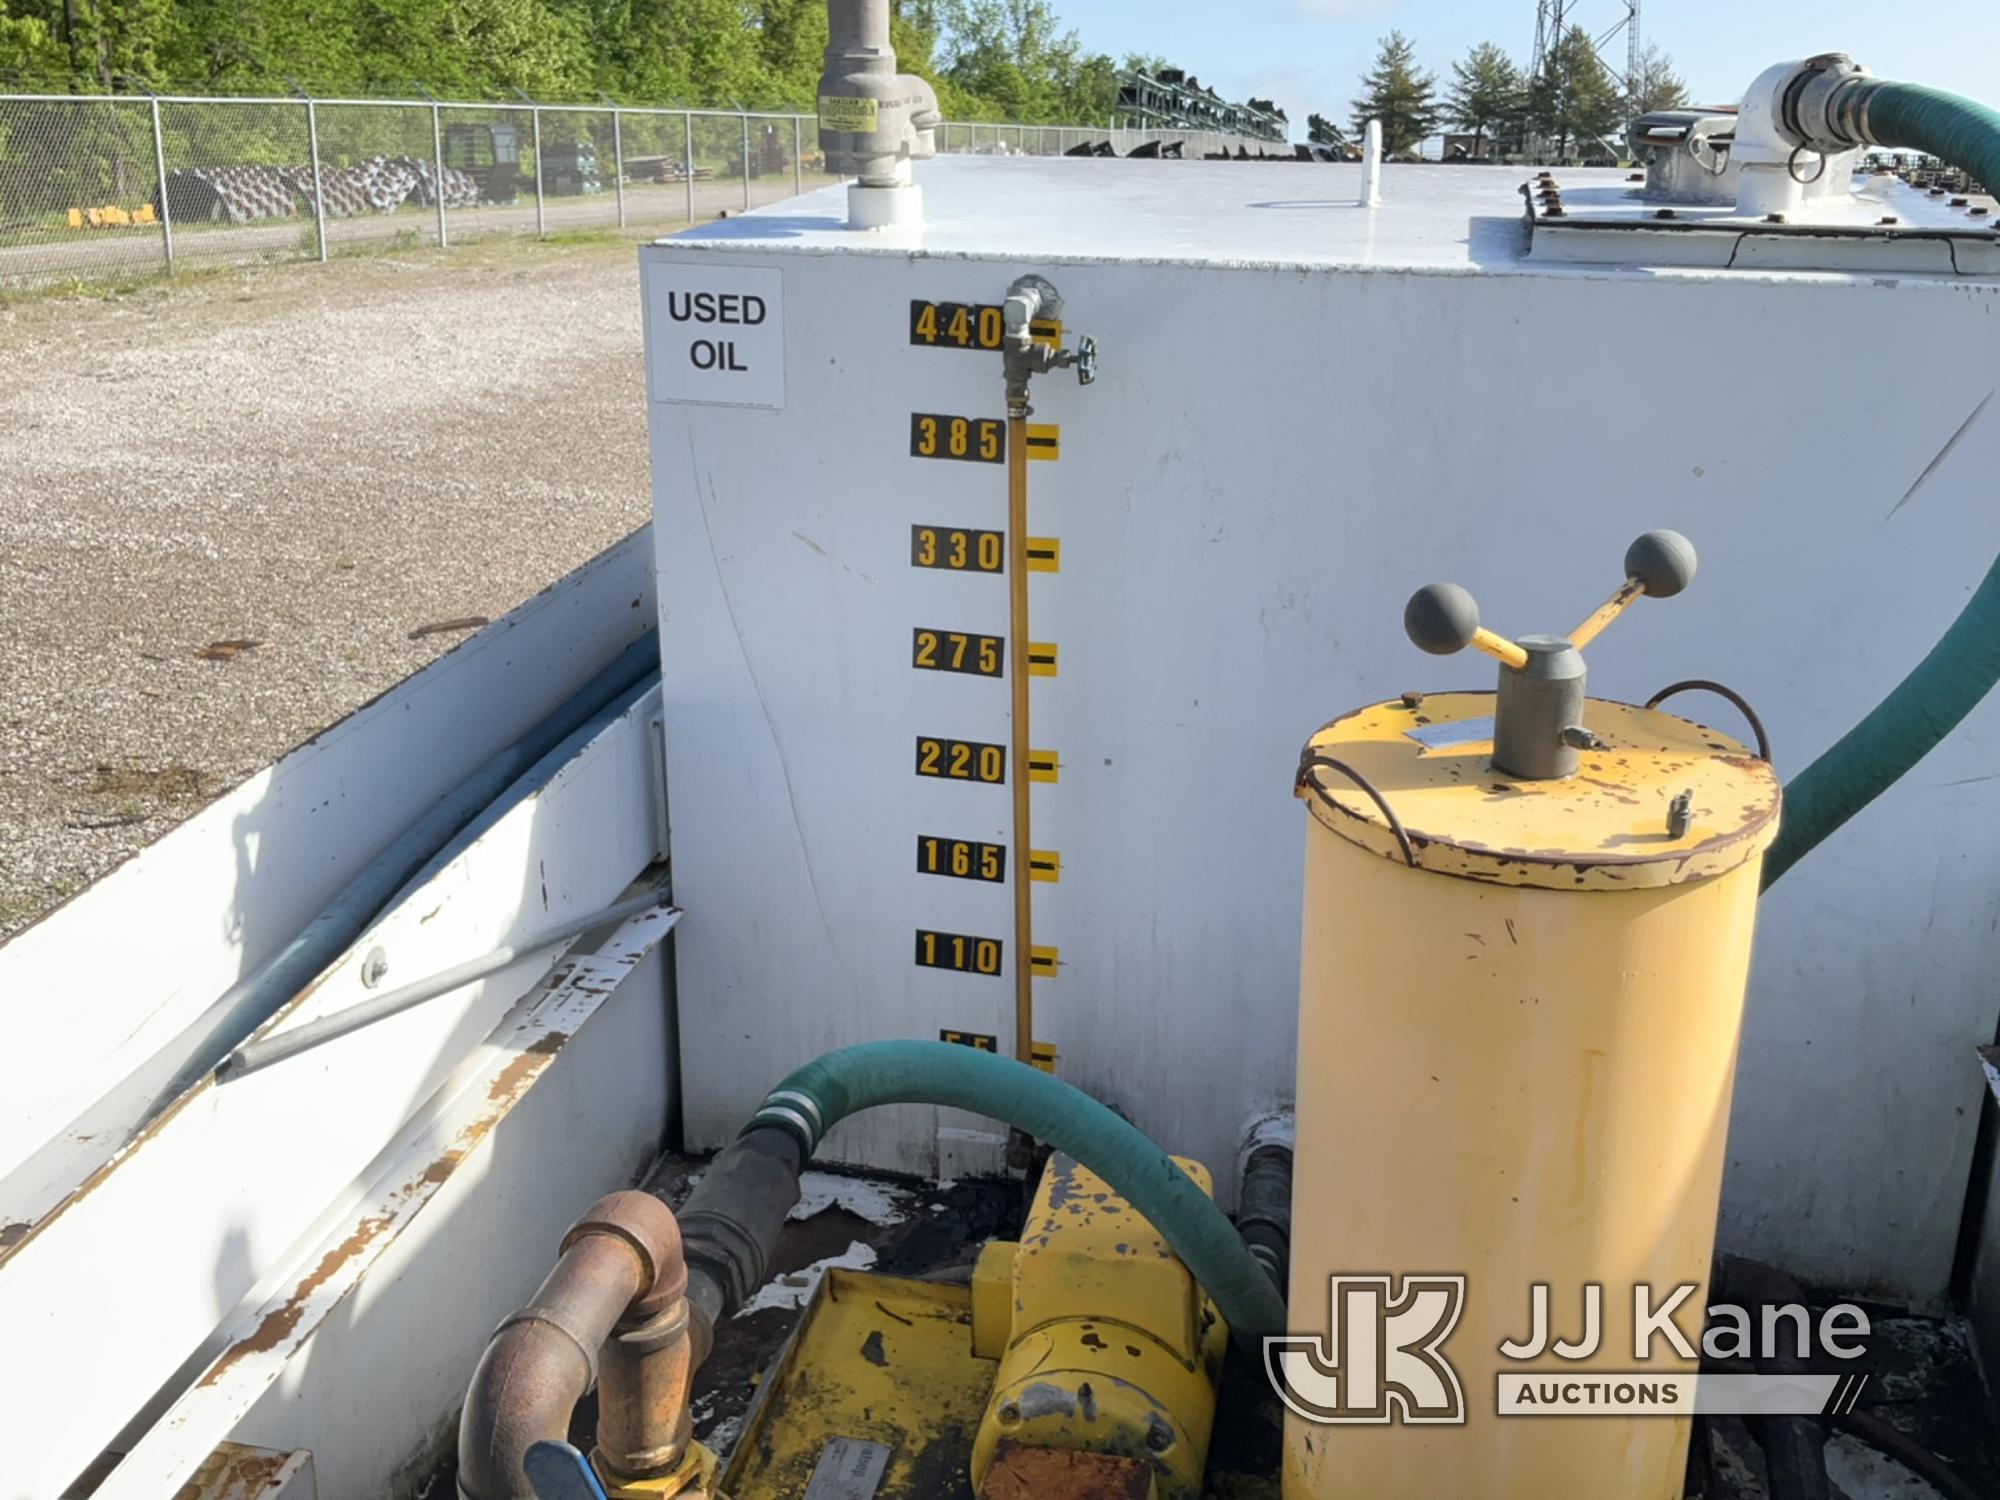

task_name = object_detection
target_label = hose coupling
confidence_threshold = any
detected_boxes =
[1780,54,1880,153]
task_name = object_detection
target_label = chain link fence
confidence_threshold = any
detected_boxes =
[935,122,1251,160]
[0,91,1259,289]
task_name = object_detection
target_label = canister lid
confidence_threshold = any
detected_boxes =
[1298,692,1781,890]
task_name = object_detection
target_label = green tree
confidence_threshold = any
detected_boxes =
[1525,24,1621,161]
[0,0,1240,139]
[1351,29,1437,156]
[933,0,1111,124]
[1629,43,1687,115]
[1444,40,1520,158]
[6,0,173,88]
[0,2,62,78]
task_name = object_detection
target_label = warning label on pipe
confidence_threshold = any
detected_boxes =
[646,263,786,410]
[818,95,879,133]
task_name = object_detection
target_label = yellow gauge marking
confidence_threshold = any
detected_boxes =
[908,301,1062,352]
[911,413,1006,464]
[915,928,1003,976]
[940,1030,1057,1071]
[918,835,1006,883]
[916,736,1007,783]
[914,627,1004,678]
[912,525,1005,574]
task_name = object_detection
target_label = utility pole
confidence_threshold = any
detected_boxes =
[1627,0,1642,103]
[1531,0,1568,85]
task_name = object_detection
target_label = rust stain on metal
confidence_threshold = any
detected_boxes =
[201,1213,395,1386]
[185,1020,584,1390]
[488,1031,568,1104]
[978,1442,1153,1500]
[1302,692,1781,891]
[171,1442,299,1499]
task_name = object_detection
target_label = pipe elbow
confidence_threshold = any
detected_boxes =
[457,1320,596,1500]
[457,1191,689,1500]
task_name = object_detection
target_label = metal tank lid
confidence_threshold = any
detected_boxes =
[1298,691,1781,891]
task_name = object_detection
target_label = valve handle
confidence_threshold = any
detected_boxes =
[524,1441,610,1500]
[1075,334,1098,386]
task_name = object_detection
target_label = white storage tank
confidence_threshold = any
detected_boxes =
[642,116,2000,1309]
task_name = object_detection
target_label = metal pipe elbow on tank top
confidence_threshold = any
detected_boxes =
[1402,529,1698,780]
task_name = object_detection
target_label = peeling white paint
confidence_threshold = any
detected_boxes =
[788,1171,910,1227]
[735,1241,878,1316]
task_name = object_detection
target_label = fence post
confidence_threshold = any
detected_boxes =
[741,112,752,212]
[531,106,545,238]
[684,112,695,223]
[430,103,448,247]
[304,98,328,262]
[613,108,626,229]
[148,96,174,276]
[793,114,803,196]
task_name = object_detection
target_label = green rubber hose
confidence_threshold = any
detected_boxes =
[746,1040,1291,1338]
[1761,81,2000,889]
[1849,82,2000,206]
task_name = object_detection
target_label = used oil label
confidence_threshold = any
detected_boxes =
[817,95,880,134]
[645,262,785,409]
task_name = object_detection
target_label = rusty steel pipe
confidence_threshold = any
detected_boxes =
[595,1299,696,1481]
[458,1191,689,1500]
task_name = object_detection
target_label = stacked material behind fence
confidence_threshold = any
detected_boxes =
[0,93,1258,288]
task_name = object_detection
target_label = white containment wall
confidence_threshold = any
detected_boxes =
[643,158,2000,1306]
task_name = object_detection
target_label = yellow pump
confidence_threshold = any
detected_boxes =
[1282,533,1781,1499]
[971,1154,1228,1499]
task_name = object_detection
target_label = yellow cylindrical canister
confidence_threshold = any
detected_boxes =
[1284,691,1779,1500]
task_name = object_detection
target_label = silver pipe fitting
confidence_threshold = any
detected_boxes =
[818,0,941,189]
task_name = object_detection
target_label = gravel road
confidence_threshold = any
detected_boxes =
[0,233,661,940]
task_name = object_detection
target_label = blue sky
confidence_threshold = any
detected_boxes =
[1050,1,1999,135]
